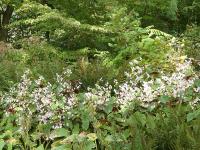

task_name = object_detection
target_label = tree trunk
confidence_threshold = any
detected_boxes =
[0,28,8,41]
[0,5,14,42]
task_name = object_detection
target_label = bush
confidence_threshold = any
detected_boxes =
[0,41,68,91]
[183,25,200,61]
[0,59,199,149]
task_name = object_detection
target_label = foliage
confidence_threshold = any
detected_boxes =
[0,0,199,149]
[0,40,68,91]
[117,0,200,33]
[9,1,114,50]
[182,25,200,61]
[0,60,199,149]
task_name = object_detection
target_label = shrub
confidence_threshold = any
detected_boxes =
[183,25,200,61]
[0,41,68,91]
[0,59,199,149]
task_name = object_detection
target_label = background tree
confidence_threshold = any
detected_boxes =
[0,1,14,41]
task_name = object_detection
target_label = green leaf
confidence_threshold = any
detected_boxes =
[38,124,52,135]
[123,129,131,139]
[36,145,44,150]
[7,143,12,150]
[64,134,78,143]
[187,110,200,122]
[133,130,143,150]
[81,111,90,130]
[52,145,70,150]
[0,140,5,150]
[136,112,146,127]
[31,133,43,141]
[104,97,115,114]
[50,128,69,139]
[194,79,200,87]
[146,115,156,129]
[105,135,114,142]
[83,141,96,150]
[72,124,80,134]
[160,95,171,104]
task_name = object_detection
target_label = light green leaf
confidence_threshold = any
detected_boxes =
[87,133,97,141]
[0,140,5,150]
[187,110,200,122]
[105,135,114,142]
[72,124,80,134]
[35,145,44,150]
[50,128,69,139]
[52,145,70,150]
[160,95,171,103]
[83,141,96,150]
[81,111,90,130]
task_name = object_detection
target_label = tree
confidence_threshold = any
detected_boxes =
[8,1,115,49]
[0,0,27,41]
[0,0,55,42]
[0,4,14,41]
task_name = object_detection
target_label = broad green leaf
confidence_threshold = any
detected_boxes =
[7,143,12,150]
[104,97,115,114]
[159,95,171,103]
[72,124,80,134]
[136,112,146,127]
[52,145,70,150]
[35,145,44,150]
[133,130,143,150]
[146,115,156,129]
[194,79,200,87]
[0,140,5,150]
[50,128,69,139]
[187,110,200,122]
[83,141,96,150]
[81,111,90,130]
[105,135,114,142]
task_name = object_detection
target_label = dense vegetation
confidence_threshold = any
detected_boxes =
[0,0,199,149]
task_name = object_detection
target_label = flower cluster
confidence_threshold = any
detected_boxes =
[2,69,80,128]
[1,59,199,128]
[85,80,112,109]
[85,59,199,109]
[115,59,199,108]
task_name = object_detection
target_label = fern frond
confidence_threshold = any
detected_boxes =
[147,28,173,39]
